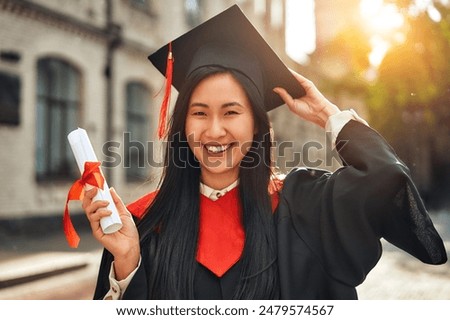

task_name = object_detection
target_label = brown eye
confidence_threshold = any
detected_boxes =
[225,110,239,115]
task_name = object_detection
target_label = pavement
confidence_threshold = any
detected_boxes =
[0,211,449,300]
[0,224,104,300]
[357,210,450,299]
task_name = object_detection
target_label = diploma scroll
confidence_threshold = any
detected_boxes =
[67,128,122,234]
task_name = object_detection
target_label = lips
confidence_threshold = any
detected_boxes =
[204,143,233,154]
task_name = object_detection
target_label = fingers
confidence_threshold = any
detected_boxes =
[273,87,294,107]
[293,72,310,86]
[110,187,127,213]
[273,70,315,106]
[86,199,110,214]
[84,199,111,235]
[88,208,112,226]
[275,70,339,128]
[288,68,314,89]
[82,187,98,210]
[83,188,110,224]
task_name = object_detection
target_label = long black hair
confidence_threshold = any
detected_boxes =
[137,66,279,299]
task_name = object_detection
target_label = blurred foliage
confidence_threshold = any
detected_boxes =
[309,0,450,201]
[312,0,449,142]
[369,0,450,203]
[368,1,450,145]
[310,25,372,95]
[328,26,372,73]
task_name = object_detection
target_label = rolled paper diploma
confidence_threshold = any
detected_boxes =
[67,128,122,234]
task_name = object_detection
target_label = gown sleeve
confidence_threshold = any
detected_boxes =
[280,120,447,287]
[93,192,158,299]
[93,235,155,300]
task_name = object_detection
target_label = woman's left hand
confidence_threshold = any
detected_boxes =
[273,70,340,128]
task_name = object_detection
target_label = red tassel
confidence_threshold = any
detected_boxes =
[158,42,174,139]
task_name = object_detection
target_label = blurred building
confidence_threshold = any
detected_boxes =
[0,0,276,226]
[269,0,367,174]
[0,0,366,228]
[0,0,163,226]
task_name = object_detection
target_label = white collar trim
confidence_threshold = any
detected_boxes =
[200,179,239,201]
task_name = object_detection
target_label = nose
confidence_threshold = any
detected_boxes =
[205,116,226,139]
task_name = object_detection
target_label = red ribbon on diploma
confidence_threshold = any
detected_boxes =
[64,161,104,248]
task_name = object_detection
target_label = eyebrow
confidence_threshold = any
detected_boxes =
[189,101,245,108]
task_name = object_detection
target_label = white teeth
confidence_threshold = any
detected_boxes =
[205,144,229,153]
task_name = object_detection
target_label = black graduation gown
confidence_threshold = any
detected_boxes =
[93,120,447,299]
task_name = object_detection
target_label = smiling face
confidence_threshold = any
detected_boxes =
[185,72,255,189]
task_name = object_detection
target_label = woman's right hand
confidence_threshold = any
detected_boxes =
[82,187,140,280]
[273,70,340,128]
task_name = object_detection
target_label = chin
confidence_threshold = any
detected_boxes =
[201,164,240,178]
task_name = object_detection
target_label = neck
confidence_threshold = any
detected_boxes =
[200,170,239,190]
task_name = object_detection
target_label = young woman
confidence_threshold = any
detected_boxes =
[82,6,447,300]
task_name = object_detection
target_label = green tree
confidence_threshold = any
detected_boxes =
[367,1,450,203]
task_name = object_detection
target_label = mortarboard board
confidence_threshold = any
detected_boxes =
[149,4,306,138]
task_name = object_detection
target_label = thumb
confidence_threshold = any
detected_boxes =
[110,187,126,212]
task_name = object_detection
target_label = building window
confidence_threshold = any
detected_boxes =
[0,71,20,125]
[35,58,80,181]
[270,0,284,29]
[125,82,150,182]
[185,0,202,28]
[129,0,155,16]
[254,0,266,16]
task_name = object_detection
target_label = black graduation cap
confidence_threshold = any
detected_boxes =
[148,4,306,138]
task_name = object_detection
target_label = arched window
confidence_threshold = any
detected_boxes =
[125,81,150,181]
[35,58,80,181]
